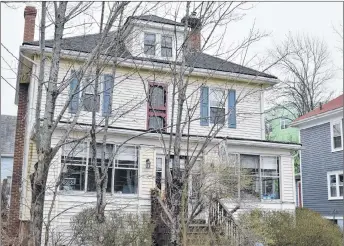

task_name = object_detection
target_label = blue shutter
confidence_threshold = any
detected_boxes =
[102,74,114,116]
[69,71,79,114]
[200,86,209,126]
[228,89,236,128]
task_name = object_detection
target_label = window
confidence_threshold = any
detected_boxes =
[209,88,226,125]
[156,156,163,190]
[87,143,113,192]
[61,141,88,191]
[161,36,172,57]
[144,33,156,55]
[266,123,272,135]
[331,120,343,151]
[241,155,280,200]
[60,142,138,194]
[82,76,100,112]
[280,118,290,129]
[327,171,343,199]
[147,83,167,131]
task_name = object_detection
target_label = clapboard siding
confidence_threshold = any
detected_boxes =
[301,122,344,217]
[30,57,264,140]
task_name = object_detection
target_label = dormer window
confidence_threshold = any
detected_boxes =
[144,33,156,55]
[161,35,172,57]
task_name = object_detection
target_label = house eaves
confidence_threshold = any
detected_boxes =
[20,45,281,86]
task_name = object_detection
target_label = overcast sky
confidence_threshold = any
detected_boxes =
[1,2,343,116]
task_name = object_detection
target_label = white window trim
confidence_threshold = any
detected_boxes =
[60,142,139,196]
[208,87,227,126]
[330,119,343,152]
[327,170,343,200]
[280,118,288,130]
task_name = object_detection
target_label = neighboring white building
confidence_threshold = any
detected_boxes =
[10,7,300,241]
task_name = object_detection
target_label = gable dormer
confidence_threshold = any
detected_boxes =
[123,15,187,62]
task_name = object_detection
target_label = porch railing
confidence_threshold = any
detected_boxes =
[209,199,261,246]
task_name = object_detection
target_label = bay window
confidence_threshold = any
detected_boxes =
[328,171,343,199]
[240,154,280,200]
[61,142,139,194]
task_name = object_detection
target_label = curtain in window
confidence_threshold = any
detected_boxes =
[150,86,164,108]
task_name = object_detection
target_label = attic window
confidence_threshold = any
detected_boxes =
[161,36,172,57]
[144,33,156,55]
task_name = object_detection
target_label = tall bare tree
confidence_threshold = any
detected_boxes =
[267,33,335,118]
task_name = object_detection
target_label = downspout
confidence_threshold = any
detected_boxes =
[260,84,265,140]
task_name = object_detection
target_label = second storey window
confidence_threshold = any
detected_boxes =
[144,33,156,55]
[147,83,167,131]
[209,88,226,125]
[331,120,343,151]
[328,171,343,199]
[280,118,290,129]
[161,36,172,57]
[82,76,100,112]
[200,86,236,128]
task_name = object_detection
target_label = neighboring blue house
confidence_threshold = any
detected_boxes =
[1,115,16,180]
[291,94,343,229]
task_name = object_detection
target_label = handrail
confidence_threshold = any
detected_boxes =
[210,199,260,246]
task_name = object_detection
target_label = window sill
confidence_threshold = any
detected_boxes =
[331,148,343,153]
[328,197,343,200]
[57,191,139,198]
[260,199,281,203]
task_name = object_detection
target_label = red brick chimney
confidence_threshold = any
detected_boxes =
[8,5,37,240]
[181,11,202,51]
[23,5,37,42]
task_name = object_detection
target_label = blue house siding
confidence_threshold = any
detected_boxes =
[301,122,343,217]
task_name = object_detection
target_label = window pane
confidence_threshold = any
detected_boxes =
[116,146,137,168]
[83,76,96,94]
[241,155,259,175]
[333,123,341,137]
[114,169,138,194]
[210,107,225,124]
[161,48,172,57]
[262,177,280,200]
[162,36,172,48]
[261,156,279,176]
[191,173,201,199]
[149,116,164,130]
[334,136,342,149]
[209,89,225,107]
[62,141,87,165]
[83,93,100,112]
[60,166,86,191]
[156,171,162,189]
[242,175,261,199]
[330,174,337,197]
[340,186,343,197]
[144,33,155,45]
[87,167,112,192]
[156,157,163,171]
[150,86,165,107]
[144,45,155,55]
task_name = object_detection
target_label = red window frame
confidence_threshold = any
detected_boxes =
[147,82,168,131]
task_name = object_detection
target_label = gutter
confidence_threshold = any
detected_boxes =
[56,121,302,150]
[20,45,281,86]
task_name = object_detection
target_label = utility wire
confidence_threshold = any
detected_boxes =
[1,75,16,91]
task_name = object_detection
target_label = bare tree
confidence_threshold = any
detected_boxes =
[267,33,335,118]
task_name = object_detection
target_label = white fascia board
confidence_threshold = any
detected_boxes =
[20,45,280,86]
[132,19,185,32]
[290,108,343,129]
[55,122,301,151]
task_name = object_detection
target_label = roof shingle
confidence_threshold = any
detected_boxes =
[23,15,277,80]
[293,94,343,122]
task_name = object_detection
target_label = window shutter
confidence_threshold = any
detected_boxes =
[200,86,209,126]
[69,71,79,114]
[228,89,236,128]
[102,74,114,116]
